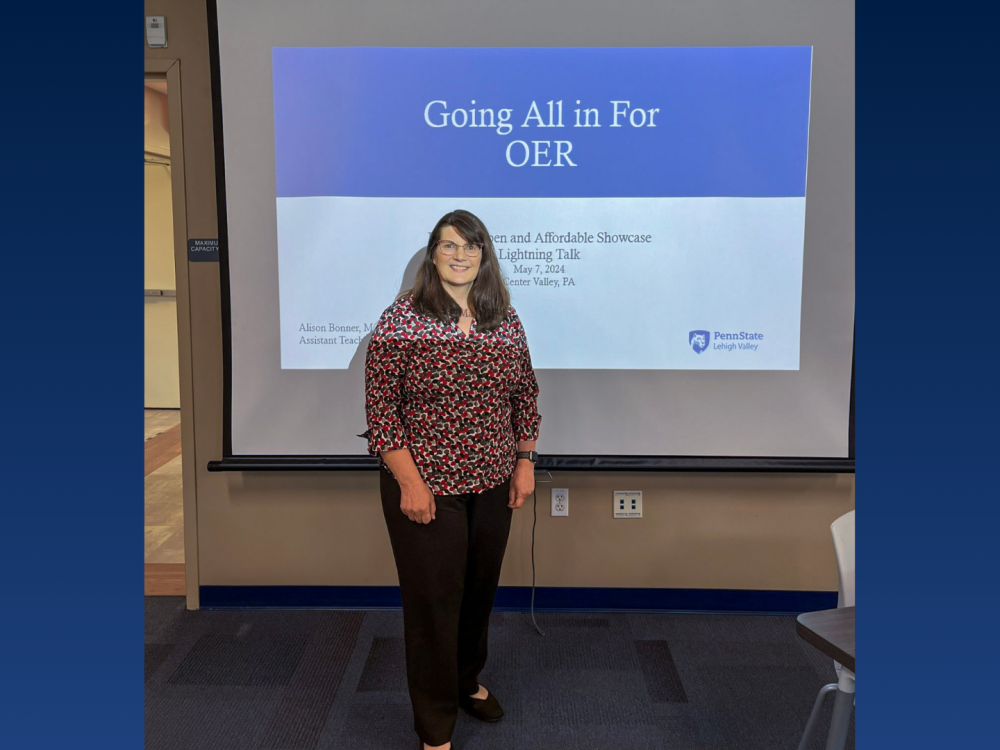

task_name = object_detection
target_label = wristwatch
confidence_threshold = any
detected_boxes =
[516,450,538,463]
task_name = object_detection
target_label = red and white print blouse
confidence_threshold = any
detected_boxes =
[363,293,541,495]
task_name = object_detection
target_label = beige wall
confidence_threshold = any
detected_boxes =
[144,87,180,409]
[145,0,854,606]
[144,86,170,157]
[144,156,174,287]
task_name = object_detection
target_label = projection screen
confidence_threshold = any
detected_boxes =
[206,0,854,471]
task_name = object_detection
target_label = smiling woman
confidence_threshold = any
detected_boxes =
[409,210,511,331]
[362,209,541,749]
[431,229,483,309]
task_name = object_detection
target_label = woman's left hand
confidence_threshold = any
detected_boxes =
[509,459,535,509]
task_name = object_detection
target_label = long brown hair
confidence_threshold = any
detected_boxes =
[408,209,511,332]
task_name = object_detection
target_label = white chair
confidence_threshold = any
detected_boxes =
[797,510,855,750]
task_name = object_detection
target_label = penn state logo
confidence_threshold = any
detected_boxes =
[689,330,710,354]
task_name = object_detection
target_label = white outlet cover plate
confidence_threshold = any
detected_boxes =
[551,488,569,516]
[613,490,642,518]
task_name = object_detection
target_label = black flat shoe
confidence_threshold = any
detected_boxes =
[459,688,504,722]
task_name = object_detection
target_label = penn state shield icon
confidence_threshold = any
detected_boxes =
[689,330,710,354]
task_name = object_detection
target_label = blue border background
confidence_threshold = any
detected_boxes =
[5,2,995,749]
[857,5,996,748]
[7,3,142,748]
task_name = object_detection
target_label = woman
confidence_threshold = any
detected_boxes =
[364,209,541,750]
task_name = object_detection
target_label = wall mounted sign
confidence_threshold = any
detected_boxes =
[188,239,220,262]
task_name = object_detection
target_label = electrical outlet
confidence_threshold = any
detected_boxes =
[613,491,642,518]
[551,488,569,516]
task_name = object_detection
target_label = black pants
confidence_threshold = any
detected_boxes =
[379,466,514,745]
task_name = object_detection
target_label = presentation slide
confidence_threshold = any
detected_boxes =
[272,47,812,371]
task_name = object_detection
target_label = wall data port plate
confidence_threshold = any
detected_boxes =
[613,490,642,518]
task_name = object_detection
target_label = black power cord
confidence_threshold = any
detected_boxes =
[528,471,552,636]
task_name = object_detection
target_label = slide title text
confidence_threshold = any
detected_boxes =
[423,99,660,167]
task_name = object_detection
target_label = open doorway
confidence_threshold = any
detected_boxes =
[145,75,185,593]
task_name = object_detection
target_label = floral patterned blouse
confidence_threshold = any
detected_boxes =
[363,293,541,494]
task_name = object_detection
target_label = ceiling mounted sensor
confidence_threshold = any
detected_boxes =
[146,17,167,48]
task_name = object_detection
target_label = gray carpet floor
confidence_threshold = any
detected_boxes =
[146,598,854,749]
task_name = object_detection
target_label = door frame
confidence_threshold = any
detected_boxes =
[145,59,200,608]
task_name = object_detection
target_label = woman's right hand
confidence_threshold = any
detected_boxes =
[399,478,436,524]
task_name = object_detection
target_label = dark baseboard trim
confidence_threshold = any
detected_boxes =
[207,456,854,473]
[198,585,836,615]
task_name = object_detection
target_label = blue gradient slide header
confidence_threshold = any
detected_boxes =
[272,47,812,198]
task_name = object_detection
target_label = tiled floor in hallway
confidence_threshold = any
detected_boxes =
[145,409,184,564]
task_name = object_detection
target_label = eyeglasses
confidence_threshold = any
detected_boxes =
[435,240,483,257]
